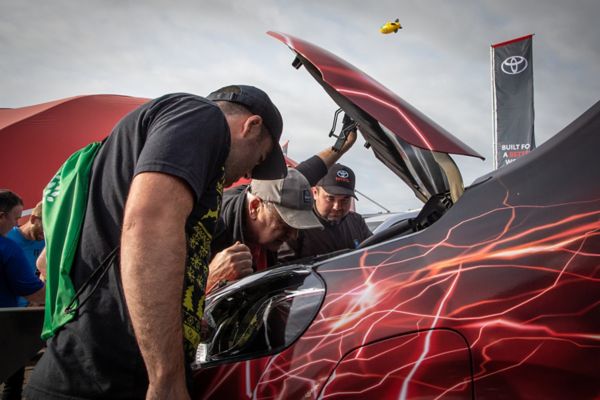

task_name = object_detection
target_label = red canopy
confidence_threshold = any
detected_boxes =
[1,94,295,211]
[0,95,149,210]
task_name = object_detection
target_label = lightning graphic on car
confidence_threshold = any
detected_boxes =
[195,30,600,398]
[314,200,600,399]
[195,194,600,399]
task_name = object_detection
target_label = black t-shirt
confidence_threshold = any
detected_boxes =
[26,93,230,399]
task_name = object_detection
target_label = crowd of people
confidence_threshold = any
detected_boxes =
[1,84,372,399]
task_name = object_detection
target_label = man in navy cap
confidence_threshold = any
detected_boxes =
[26,85,286,400]
[286,163,372,259]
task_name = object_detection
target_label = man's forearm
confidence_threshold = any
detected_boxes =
[316,129,357,168]
[120,172,194,398]
[36,247,47,281]
[121,221,187,389]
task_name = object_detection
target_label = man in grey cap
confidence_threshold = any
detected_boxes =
[26,85,286,400]
[206,132,358,293]
[207,168,322,292]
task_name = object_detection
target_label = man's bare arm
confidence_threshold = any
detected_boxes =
[316,129,357,168]
[36,247,47,281]
[121,172,193,400]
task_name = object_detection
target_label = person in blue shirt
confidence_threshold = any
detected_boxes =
[0,191,45,308]
[1,190,45,400]
[6,201,45,307]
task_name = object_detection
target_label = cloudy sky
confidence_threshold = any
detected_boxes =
[2,0,599,214]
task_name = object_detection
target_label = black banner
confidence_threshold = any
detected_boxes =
[492,35,535,169]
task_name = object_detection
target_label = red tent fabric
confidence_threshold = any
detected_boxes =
[0,95,149,210]
[1,94,295,211]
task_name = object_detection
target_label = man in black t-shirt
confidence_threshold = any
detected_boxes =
[25,85,286,400]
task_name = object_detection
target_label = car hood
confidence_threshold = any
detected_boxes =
[268,31,483,203]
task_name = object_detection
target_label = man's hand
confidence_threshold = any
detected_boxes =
[207,241,253,293]
[337,128,357,154]
[317,129,357,169]
[332,114,358,152]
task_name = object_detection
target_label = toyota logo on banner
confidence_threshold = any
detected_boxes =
[501,56,528,75]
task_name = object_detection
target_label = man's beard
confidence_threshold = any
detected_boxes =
[223,148,247,187]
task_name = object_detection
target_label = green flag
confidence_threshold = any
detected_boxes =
[41,142,102,340]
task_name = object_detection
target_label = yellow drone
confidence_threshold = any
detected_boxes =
[380,18,402,34]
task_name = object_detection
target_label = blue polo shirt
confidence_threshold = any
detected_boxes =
[0,235,44,307]
[6,227,45,306]
[6,227,45,272]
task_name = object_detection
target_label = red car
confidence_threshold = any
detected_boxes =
[191,32,600,399]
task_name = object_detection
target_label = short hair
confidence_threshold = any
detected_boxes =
[215,101,270,139]
[0,189,24,213]
[215,100,251,117]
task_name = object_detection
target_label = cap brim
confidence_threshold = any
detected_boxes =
[251,144,287,180]
[320,185,358,200]
[273,204,323,230]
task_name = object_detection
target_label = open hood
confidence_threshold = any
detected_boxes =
[268,31,484,203]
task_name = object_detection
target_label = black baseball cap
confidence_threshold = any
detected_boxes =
[207,84,286,180]
[317,164,357,199]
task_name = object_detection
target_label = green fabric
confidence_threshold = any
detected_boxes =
[41,142,102,340]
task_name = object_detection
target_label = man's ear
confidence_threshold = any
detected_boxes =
[248,197,262,220]
[242,115,263,139]
[312,187,319,199]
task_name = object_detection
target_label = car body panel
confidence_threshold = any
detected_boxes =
[193,93,600,397]
[365,210,420,234]
[267,31,482,160]
[268,31,482,203]
[320,330,473,399]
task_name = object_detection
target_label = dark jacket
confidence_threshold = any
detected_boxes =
[210,155,328,270]
[210,184,278,270]
[288,211,372,259]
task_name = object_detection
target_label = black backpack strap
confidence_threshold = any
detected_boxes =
[64,246,119,315]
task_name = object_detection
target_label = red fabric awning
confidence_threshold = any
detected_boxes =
[0,95,149,210]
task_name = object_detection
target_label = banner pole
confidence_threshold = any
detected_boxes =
[491,45,498,170]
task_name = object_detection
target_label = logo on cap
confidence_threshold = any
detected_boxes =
[302,189,312,204]
[336,170,349,179]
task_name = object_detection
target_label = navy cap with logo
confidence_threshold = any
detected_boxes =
[317,163,357,199]
[207,84,286,180]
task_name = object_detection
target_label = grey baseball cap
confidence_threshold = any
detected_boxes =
[250,168,323,230]
[207,84,286,180]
